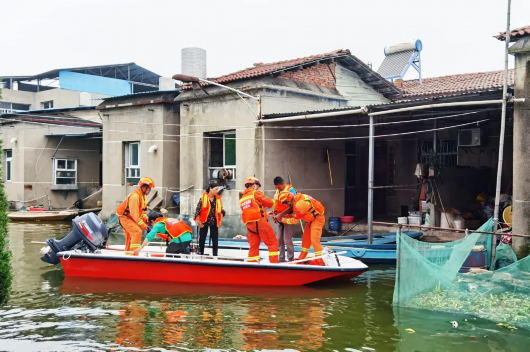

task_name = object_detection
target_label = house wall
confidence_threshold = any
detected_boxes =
[1,122,101,209]
[0,87,110,110]
[100,103,180,220]
[178,84,348,237]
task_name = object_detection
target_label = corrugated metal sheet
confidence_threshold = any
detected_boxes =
[377,50,415,78]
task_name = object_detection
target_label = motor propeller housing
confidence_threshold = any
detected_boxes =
[41,212,109,265]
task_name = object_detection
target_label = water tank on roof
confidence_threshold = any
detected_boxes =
[181,47,207,79]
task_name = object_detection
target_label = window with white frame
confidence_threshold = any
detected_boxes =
[209,132,236,168]
[208,132,236,182]
[5,150,12,182]
[125,142,140,184]
[41,101,54,109]
[54,159,77,185]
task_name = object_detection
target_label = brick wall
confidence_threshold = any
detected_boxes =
[280,63,336,88]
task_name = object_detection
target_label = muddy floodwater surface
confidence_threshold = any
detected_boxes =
[1,222,530,351]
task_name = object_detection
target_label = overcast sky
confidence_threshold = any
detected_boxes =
[1,0,528,81]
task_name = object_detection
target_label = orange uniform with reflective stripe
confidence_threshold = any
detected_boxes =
[116,188,148,252]
[240,189,276,224]
[240,188,279,263]
[291,193,325,264]
[196,193,223,226]
[116,188,148,229]
[293,193,325,222]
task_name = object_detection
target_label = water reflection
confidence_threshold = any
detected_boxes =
[2,222,530,351]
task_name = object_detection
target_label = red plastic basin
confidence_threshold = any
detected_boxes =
[340,216,354,223]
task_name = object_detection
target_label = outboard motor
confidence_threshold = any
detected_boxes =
[41,212,109,265]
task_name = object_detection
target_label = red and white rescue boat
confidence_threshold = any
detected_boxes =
[40,213,368,287]
[58,246,368,286]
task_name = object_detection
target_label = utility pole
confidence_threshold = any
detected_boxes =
[492,0,511,264]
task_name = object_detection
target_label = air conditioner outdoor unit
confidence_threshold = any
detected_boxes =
[458,128,482,147]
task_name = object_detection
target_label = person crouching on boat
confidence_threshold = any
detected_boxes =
[134,213,193,256]
[116,177,155,254]
[275,192,325,265]
[240,177,279,263]
[194,182,225,256]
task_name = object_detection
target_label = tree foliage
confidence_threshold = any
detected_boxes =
[0,140,12,305]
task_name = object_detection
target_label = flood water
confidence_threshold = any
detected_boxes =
[1,222,530,352]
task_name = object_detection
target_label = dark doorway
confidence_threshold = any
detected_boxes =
[345,141,387,216]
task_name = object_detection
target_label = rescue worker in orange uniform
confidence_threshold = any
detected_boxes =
[277,192,325,265]
[116,177,155,253]
[239,177,279,263]
[134,213,193,255]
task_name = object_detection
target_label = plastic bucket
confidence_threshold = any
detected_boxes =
[459,250,487,273]
[329,217,340,231]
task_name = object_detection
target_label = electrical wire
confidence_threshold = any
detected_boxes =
[0,114,496,141]
[6,108,495,130]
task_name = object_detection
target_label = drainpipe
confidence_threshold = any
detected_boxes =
[492,0,512,264]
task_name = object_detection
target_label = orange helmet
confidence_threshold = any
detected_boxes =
[244,176,261,188]
[279,192,294,204]
[138,177,155,188]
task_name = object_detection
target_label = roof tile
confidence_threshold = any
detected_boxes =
[180,49,350,89]
[400,70,514,99]
[495,25,530,41]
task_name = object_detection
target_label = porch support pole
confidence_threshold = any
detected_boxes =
[368,114,375,244]
[492,0,511,264]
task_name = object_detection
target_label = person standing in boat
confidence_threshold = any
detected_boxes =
[115,177,155,254]
[275,192,325,265]
[240,177,279,263]
[194,182,225,256]
[134,213,193,255]
[272,176,297,262]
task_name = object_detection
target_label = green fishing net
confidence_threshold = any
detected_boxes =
[394,218,530,330]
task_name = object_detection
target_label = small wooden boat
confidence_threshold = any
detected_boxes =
[8,210,78,221]
[57,246,369,286]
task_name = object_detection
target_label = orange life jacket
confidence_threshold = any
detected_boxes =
[116,188,147,217]
[153,217,192,242]
[274,191,293,214]
[196,193,223,225]
[274,184,295,214]
[239,189,265,224]
[293,193,325,222]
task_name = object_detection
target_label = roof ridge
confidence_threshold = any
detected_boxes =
[403,69,512,83]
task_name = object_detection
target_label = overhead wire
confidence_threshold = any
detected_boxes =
[2,115,495,141]
[5,108,496,130]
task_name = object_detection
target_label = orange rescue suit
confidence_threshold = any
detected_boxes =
[116,188,148,252]
[290,193,325,263]
[239,188,279,263]
[195,193,223,226]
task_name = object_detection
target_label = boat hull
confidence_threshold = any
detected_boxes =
[59,253,367,286]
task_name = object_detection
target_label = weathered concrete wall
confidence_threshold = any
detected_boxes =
[100,103,179,220]
[177,82,348,237]
[512,51,530,257]
[1,89,34,106]
[1,87,110,110]
[1,122,101,209]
